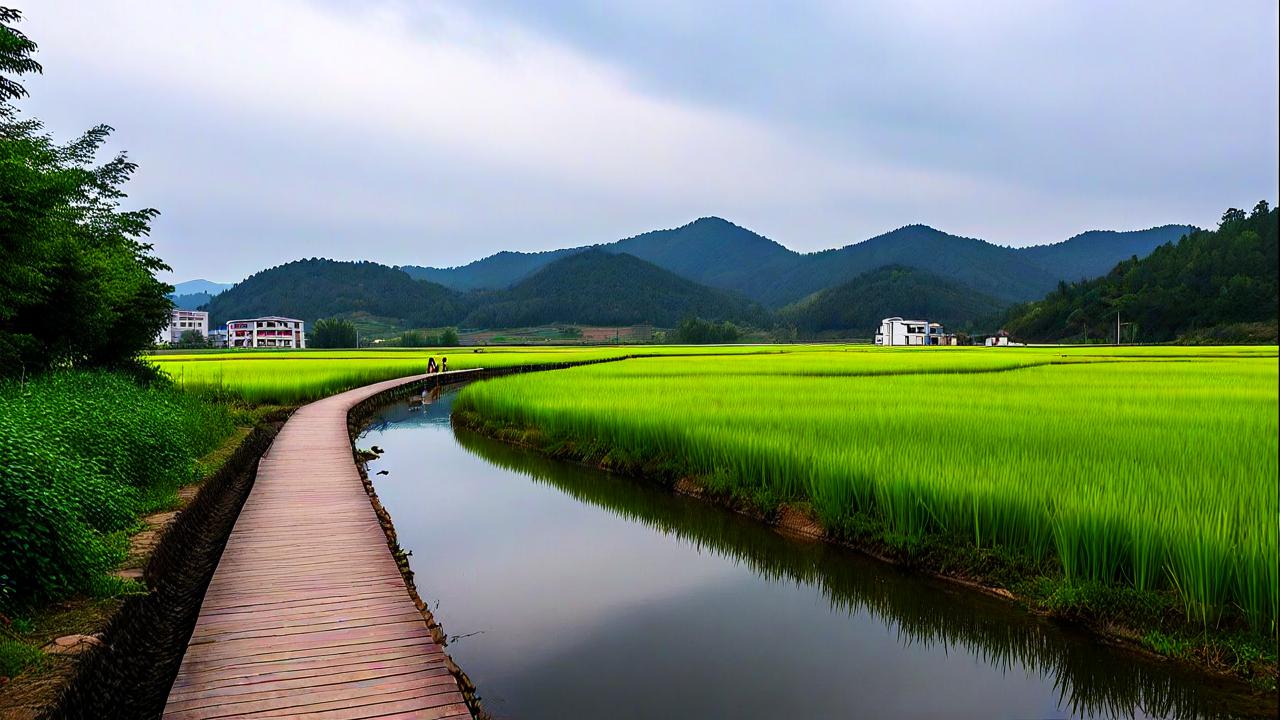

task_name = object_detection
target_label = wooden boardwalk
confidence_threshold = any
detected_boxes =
[164,373,473,720]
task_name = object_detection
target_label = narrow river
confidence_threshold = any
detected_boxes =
[360,388,1264,720]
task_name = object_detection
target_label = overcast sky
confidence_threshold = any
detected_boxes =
[14,0,1279,282]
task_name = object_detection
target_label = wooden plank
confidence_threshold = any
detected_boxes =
[163,371,478,719]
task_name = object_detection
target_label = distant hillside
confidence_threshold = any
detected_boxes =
[1002,204,1277,343]
[763,225,1052,306]
[608,217,797,296]
[204,259,471,327]
[462,250,766,328]
[1015,225,1194,282]
[404,217,1188,308]
[778,265,1008,335]
[172,279,233,296]
[401,248,582,290]
[171,292,212,310]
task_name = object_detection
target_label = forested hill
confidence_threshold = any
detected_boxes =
[401,248,581,291]
[402,217,1192,308]
[778,266,1007,336]
[1001,204,1277,343]
[772,225,1055,306]
[1015,225,1193,282]
[400,217,793,294]
[462,250,765,328]
[204,259,472,327]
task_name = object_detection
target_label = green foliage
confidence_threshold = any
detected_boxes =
[778,265,1007,335]
[673,316,741,343]
[205,259,471,328]
[0,7,40,103]
[0,9,172,377]
[310,317,359,348]
[0,370,233,611]
[439,327,460,346]
[1002,204,1278,342]
[0,635,44,679]
[173,329,209,349]
[456,347,1279,635]
[462,250,765,328]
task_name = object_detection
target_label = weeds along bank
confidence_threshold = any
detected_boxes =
[0,371,234,617]
[147,344,832,404]
[454,347,1279,644]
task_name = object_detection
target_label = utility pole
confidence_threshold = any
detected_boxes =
[1116,312,1120,345]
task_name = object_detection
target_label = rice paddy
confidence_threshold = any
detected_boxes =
[149,344,848,404]
[454,345,1280,636]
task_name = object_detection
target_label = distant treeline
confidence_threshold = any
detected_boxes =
[1001,203,1278,343]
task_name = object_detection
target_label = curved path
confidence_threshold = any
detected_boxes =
[164,371,477,720]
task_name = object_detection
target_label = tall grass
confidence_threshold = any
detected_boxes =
[0,371,234,611]
[455,348,1279,636]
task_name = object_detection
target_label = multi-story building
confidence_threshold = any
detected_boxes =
[874,317,957,346]
[156,309,209,345]
[226,316,307,349]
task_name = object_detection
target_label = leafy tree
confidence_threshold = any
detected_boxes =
[674,316,741,343]
[173,329,209,349]
[1,8,171,376]
[438,327,460,346]
[311,318,358,348]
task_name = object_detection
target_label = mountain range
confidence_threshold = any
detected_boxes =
[401,218,1193,307]
[195,217,1196,336]
[168,279,234,311]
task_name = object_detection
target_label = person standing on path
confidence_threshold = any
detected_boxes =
[426,356,438,373]
[441,357,448,373]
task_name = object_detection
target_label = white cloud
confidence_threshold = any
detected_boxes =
[12,0,1277,279]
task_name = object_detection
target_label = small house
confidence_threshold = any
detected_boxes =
[875,317,957,346]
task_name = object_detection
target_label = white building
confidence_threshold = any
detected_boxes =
[156,309,209,345]
[984,331,1023,347]
[226,316,307,349]
[874,317,957,346]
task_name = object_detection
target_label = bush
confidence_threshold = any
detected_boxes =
[0,370,233,611]
[674,316,741,344]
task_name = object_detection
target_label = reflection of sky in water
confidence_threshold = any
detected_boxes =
[361,393,1252,720]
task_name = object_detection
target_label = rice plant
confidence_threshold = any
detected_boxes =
[455,347,1279,635]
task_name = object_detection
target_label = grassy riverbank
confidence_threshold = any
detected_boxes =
[0,370,236,685]
[454,346,1279,685]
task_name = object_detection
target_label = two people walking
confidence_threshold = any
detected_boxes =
[426,356,448,374]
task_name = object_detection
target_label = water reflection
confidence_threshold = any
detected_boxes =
[362,394,1269,720]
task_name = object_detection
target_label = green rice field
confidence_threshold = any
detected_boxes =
[149,345,831,404]
[453,345,1280,636]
